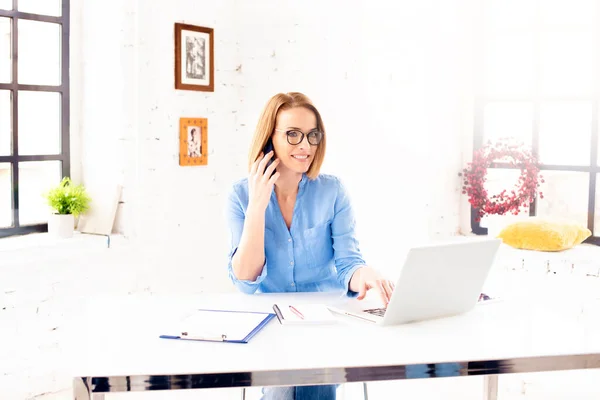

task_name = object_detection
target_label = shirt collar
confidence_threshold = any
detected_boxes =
[270,173,309,200]
[298,173,308,196]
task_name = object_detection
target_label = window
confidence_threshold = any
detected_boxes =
[0,1,69,238]
[473,0,599,245]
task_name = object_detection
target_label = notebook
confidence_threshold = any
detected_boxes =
[159,309,275,343]
[272,303,337,325]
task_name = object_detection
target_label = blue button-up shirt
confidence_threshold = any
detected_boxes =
[226,173,366,296]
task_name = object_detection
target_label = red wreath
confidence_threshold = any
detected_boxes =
[460,138,544,222]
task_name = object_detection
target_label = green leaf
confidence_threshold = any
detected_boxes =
[44,177,92,217]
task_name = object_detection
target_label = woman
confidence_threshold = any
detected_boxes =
[226,92,394,400]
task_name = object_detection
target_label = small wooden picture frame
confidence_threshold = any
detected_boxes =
[174,23,214,92]
[179,117,208,166]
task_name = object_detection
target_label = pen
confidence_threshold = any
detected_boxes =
[289,305,304,320]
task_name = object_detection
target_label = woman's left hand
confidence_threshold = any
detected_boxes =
[353,267,395,306]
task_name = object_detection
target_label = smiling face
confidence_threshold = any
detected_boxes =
[272,106,322,176]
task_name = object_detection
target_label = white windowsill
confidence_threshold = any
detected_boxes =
[0,231,127,252]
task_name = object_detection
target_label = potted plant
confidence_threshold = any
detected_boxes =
[45,177,92,238]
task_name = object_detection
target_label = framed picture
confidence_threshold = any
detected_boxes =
[179,117,208,166]
[174,23,214,92]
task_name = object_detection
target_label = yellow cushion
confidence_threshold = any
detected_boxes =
[498,217,592,252]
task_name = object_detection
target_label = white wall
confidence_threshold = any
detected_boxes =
[71,0,138,232]
[73,0,474,286]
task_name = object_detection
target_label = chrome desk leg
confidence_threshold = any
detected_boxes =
[363,382,369,400]
[73,377,105,400]
[484,375,498,400]
[73,377,91,400]
[241,387,246,400]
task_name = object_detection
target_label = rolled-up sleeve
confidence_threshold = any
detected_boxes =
[331,178,366,296]
[226,187,267,294]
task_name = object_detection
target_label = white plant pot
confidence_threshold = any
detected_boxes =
[48,213,74,238]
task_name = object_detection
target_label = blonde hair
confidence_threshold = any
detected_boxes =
[248,92,326,180]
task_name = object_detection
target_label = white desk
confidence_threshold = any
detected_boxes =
[71,292,600,399]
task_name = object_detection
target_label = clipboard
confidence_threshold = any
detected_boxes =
[159,309,275,343]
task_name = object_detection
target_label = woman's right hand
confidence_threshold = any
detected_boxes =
[248,151,280,211]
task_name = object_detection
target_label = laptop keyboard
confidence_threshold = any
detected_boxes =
[363,307,386,317]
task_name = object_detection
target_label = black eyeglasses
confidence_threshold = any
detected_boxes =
[274,128,323,146]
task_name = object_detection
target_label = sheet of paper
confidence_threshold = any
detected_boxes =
[179,310,270,341]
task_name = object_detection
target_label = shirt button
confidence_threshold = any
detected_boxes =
[288,238,292,242]
[290,261,294,266]
[291,283,295,287]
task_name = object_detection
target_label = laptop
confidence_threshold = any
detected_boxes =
[327,238,502,326]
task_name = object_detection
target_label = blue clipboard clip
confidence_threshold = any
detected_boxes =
[160,332,227,342]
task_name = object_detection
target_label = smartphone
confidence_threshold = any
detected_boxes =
[262,139,276,177]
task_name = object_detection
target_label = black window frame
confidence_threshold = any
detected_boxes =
[0,0,70,238]
[472,1,599,246]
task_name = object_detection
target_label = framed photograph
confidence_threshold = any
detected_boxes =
[174,23,214,92]
[179,117,208,166]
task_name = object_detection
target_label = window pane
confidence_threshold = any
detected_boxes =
[18,161,61,225]
[0,1,12,10]
[483,102,533,146]
[18,0,61,17]
[541,31,594,96]
[541,0,597,29]
[539,102,592,166]
[0,162,12,228]
[0,90,11,156]
[0,17,11,83]
[484,0,535,31]
[482,168,532,217]
[484,32,535,96]
[18,20,61,85]
[18,91,61,155]
[535,171,589,227]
